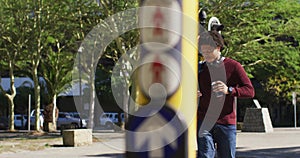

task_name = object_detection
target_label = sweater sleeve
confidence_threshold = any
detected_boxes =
[231,62,255,98]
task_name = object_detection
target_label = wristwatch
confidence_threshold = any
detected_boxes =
[228,86,234,95]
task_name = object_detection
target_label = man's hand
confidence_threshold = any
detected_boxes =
[212,81,229,95]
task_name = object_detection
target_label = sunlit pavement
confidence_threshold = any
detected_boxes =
[1,128,300,157]
[236,128,300,158]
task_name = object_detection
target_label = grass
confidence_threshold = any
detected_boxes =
[0,131,62,154]
[0,130,104,154]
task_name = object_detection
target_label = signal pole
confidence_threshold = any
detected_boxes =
[126,0,198,157]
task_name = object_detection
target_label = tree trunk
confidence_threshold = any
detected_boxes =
[7,95,15,131]
[51,95,58,132]
[43,101,58,132]
[7,61,17,131]
[32,0,43,132]
[33,67,41,131]
[121,68,130,130]
[87,46,96,129]
[88,79,95,129]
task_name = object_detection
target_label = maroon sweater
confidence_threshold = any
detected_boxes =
[198,58,255,125]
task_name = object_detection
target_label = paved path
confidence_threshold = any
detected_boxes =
[1,128,300,158]
[236,128,300,158]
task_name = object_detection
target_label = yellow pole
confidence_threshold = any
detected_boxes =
[168,0,198,157]
[135,0,198,157]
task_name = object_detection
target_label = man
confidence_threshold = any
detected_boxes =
[197,31,255,158]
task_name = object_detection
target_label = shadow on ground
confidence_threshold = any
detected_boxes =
[236,146,300,158]
[0,131,61,140]
[85,153,124,158]
[85,146,300,158]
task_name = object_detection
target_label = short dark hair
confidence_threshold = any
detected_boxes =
[199,30,224,49]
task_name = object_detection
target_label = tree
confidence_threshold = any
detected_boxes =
[40,49,74,131]
[0,0,33,131]
[0,0,140,131]
[38,0,78,132]
[200,0,300,103]
[79,0,139,128]
[39,0,104,131]
[27,0,45,132]
[200,0,300,125]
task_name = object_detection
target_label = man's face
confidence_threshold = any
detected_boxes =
[200,45,220,63]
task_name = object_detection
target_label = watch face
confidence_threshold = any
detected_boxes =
[229,87,233,93]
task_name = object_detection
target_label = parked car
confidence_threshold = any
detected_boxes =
[56,112,84,129]
[1,115,28,130]
[68,112,87,128]
[14,114,27,129]
[99,112,124,129]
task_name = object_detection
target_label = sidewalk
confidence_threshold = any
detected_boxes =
[1,128,300,158]
[236,128,300,158]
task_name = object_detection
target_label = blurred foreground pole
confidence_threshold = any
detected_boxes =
[168,0,198,157]
[127,0,198,157]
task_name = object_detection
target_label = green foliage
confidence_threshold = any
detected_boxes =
[1,0,298,113]
[94,0,139,107]
[38,0,101,102]
[200,0,300,104]
[0,0,35,129]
